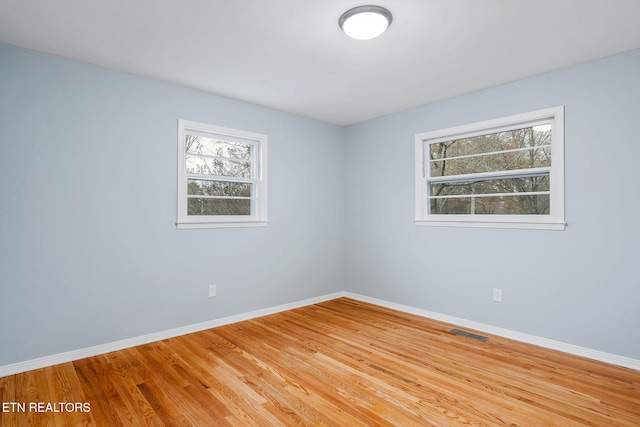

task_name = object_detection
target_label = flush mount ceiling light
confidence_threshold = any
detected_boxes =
[339,5,393,40]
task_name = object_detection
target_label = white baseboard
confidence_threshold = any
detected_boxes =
[0,292,344,377]
[343,292,640,371]
[2,291,638,377]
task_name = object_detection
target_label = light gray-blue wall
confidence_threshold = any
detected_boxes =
[2,43,639,367]
[0,43,345,366]
[344,49,640,360]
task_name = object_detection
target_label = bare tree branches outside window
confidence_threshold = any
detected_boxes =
[428,125,552,215]
[184,135,255,216]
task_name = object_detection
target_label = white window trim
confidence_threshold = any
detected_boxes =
[414,106,565,230]
[177,119,268,229]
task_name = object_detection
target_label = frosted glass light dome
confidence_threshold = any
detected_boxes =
[339,6,392,40]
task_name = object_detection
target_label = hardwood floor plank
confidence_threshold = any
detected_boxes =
[73,357,117,427]
[318,299,640,425]
[2,297,639,426]
[203,331,326,426]
[236,320,504,425]
[127,346,219,427]
[100,352,164,427]
[0,374,18,427]
[74,355,137,427]
[273,307,547,425]
[213,321,400,425]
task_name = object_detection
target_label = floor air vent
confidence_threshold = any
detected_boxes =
[449,329,488,342]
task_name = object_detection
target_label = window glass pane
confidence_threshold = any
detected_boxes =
[430,195,550,215]
[185,155,251,178]
[430,175,549,197]
[430,147,551,177]
[187,198,251,216]
[185,135,252,160]
[429,126,551,160]
[188,180,252,197]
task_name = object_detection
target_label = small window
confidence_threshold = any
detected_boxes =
[177,120,267,229]
[415,107,565,230]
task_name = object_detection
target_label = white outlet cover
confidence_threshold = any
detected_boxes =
[209,285,217,297]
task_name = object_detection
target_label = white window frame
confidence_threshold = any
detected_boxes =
[177,119,268,229]
[414,106,565,230]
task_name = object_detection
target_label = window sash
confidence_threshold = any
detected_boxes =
[187,195,253,200]
[414,106,565,230]
[177,120,267,229]
[426,166,550,184]
[429,144,551,164]
[426,130,552,177]
[428,191,550,200]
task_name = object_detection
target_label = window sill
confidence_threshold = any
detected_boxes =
[414,218,566,231]
[177,220,269,229]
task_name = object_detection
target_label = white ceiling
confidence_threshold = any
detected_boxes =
[2,0,640,125]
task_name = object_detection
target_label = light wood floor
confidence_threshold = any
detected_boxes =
[1,298,639,426]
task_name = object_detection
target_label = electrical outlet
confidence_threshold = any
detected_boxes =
[493,288,503,303]
[208,285,217,298]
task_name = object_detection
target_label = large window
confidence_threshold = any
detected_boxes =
[415,107,565,230]
[177,120,267,229]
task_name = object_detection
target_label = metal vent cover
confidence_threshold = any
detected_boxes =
[449,329,488,342]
